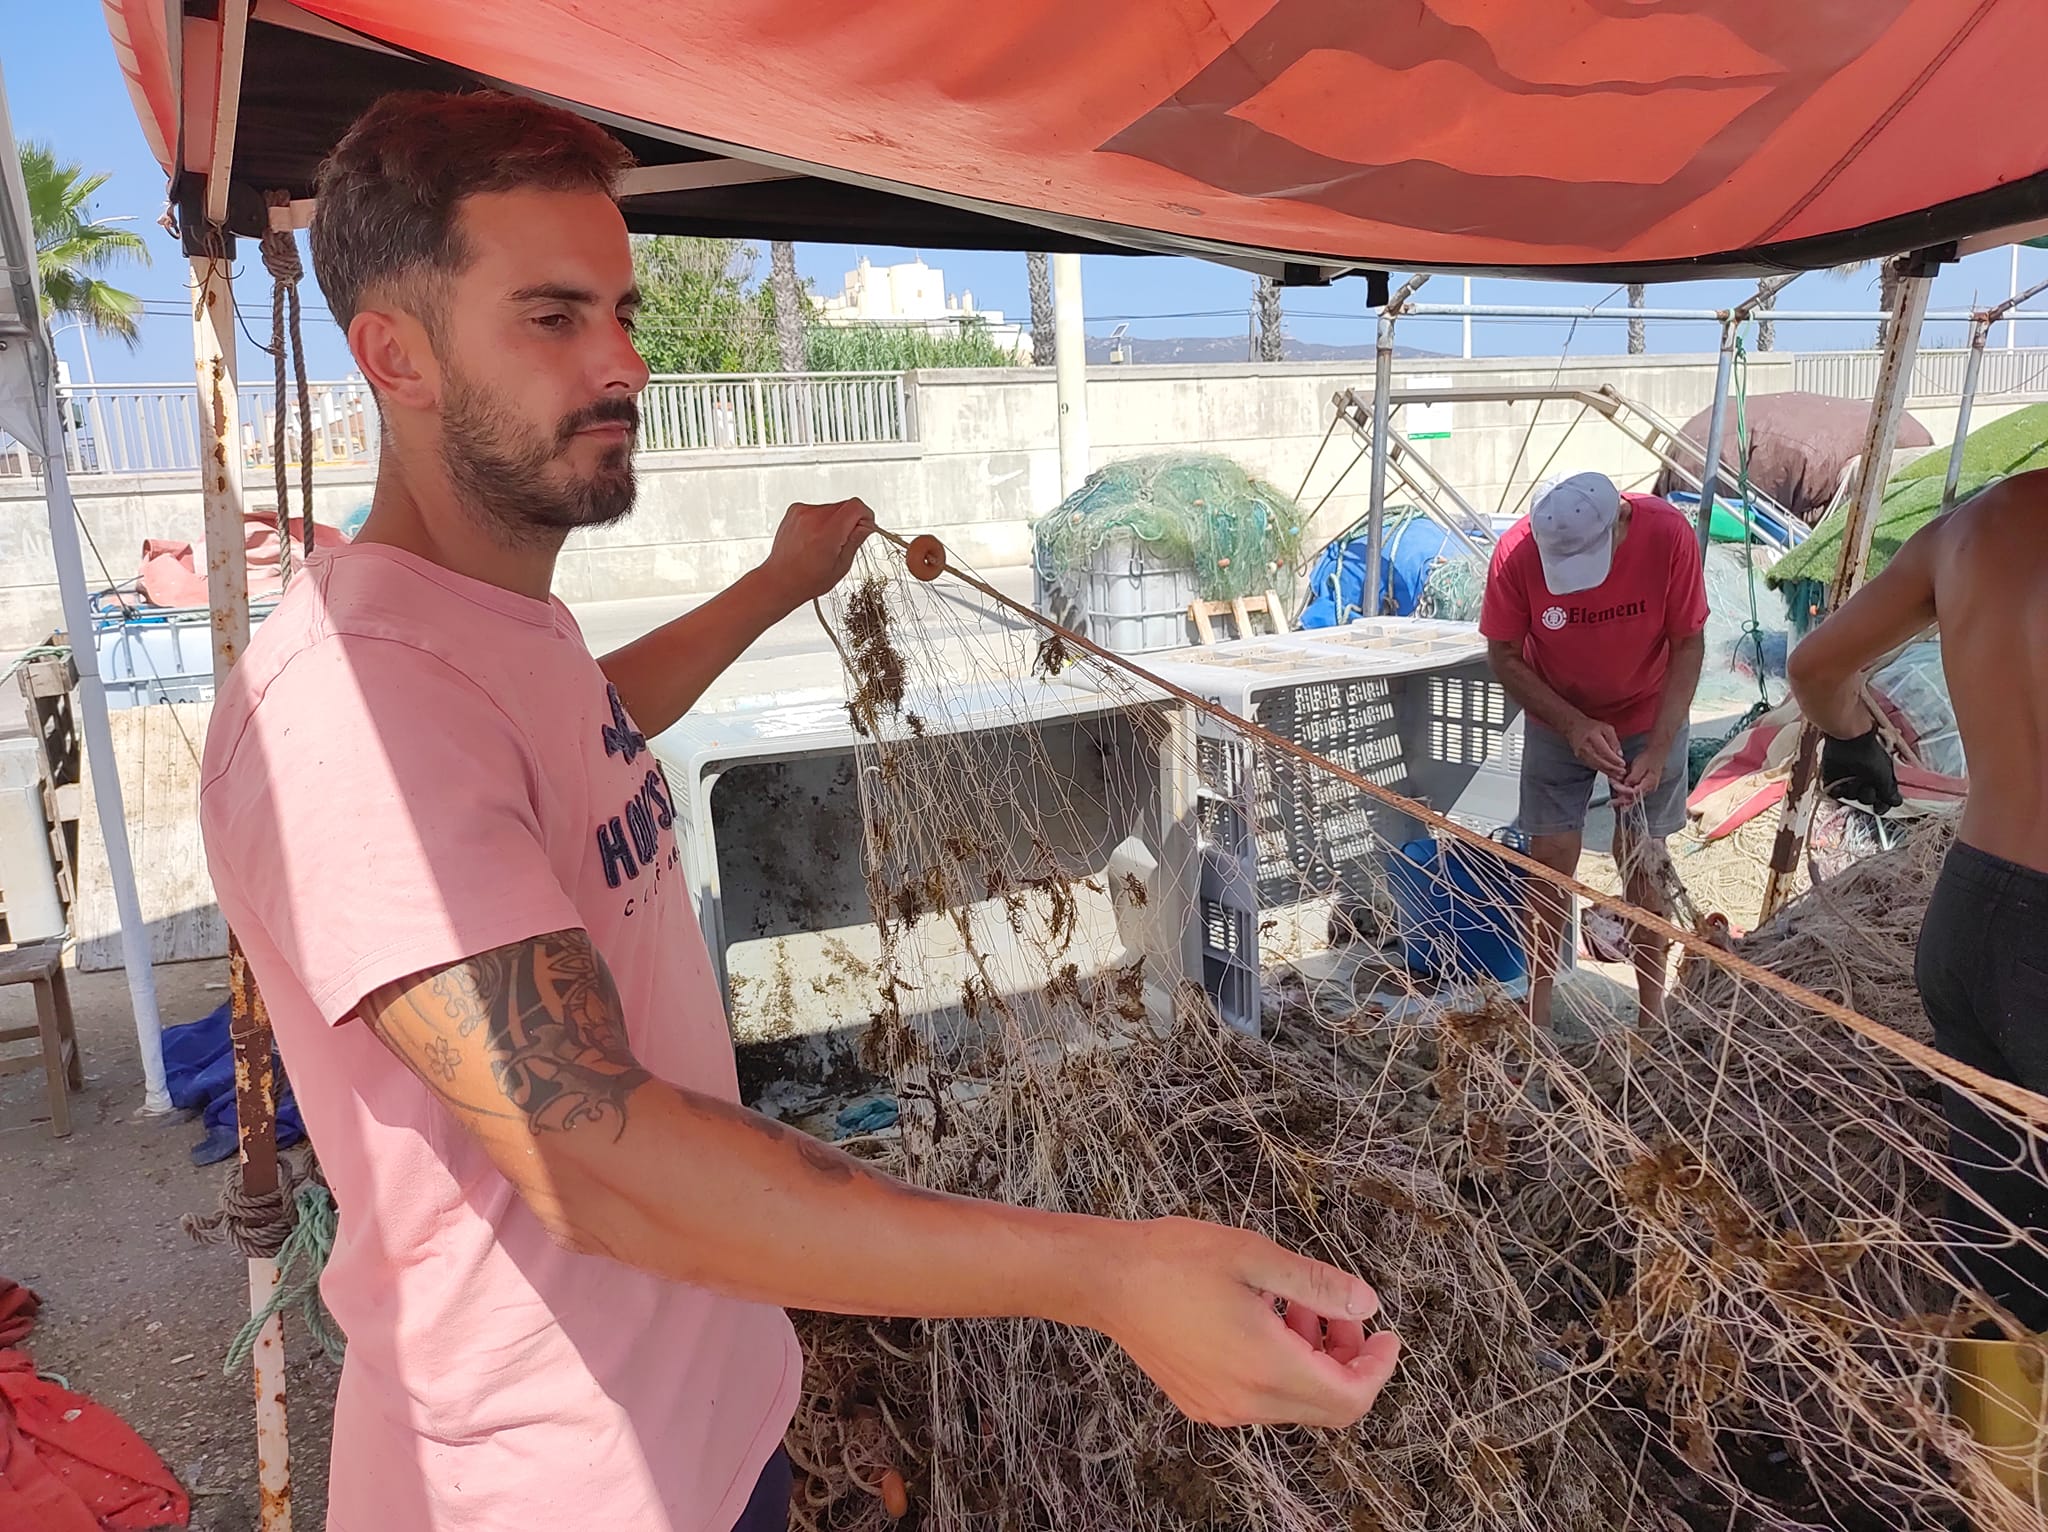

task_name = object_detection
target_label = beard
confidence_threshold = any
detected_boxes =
[439,367,639,548]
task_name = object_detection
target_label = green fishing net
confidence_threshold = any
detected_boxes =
[1033,454,1308,604]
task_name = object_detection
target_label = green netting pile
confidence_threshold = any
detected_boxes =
[1033,453,1307,604]
[1768,401,2048,623]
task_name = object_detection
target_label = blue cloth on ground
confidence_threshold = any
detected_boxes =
[1299,516,1462,626]
[161,1002,305,1166]
[834,1096,899,1137]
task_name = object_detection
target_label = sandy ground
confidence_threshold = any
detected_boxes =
[0,957,339,1532]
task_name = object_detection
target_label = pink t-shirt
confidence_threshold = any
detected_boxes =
[1478,493,1711,736]
[199,543,800,1532]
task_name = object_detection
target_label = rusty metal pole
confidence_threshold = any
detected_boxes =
[1758,260,1935,924]
[194,242,292,1532]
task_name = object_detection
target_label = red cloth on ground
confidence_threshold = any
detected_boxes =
[136,510,345,609]
[0,1281,187,1532]
[0,1285,35,1352]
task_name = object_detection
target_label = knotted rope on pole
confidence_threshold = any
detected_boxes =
[183,1154,347,1372]
[261,193,316,583]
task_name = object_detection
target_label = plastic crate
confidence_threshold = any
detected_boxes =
[1038,535,1200,655]
[93,603,271,709]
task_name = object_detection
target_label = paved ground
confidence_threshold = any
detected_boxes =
[0,957,338,1532]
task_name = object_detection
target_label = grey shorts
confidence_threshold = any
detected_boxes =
[1518,722,1689,839]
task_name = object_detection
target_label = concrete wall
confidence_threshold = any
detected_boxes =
[3,353,2039,649]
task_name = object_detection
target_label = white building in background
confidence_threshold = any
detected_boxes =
[813,256,1032,358]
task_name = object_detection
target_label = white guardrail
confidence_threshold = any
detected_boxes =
[1,371,914,478]
[1793,346,2048,403]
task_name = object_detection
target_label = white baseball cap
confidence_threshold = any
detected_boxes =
[1530,472,1622,594]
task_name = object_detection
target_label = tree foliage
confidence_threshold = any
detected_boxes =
[22,140,151,346]
[630,235,1022,375]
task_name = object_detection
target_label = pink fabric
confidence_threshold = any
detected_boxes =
[198,543,800,1532]
[136,512,347,609]
[1479,493,1712,736]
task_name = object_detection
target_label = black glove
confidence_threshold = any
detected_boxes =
[1820,726,1902,813]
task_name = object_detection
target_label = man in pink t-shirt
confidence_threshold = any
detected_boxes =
[1478,472,1709,1031]
[199,91,1399,1532]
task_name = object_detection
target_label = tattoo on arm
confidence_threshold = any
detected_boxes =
[364,930,651,1137]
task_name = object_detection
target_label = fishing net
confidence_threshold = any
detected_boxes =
[1034,454,1308,605]
[789,534,2048,1532]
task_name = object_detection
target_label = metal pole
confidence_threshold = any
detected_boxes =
[39,386,170,1113]
[1364,276,1429,616]
[1401,303,1988,324]
[1461,276,1472,359]
[2011,243,2021,349]
[193,245,292,1532]
[193,254,251,679]
[1052,253,1088,499]
[1693,317,1738,552]
[1365,312,1394,617]
[1943,318,1989,514]
[1759,263,1935,923]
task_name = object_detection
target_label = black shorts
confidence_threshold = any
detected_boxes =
[1915,840,2048,1331]
[729,1449,792,1532]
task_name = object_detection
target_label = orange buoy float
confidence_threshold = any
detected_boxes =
[905,534,947,582]
[880,1466,910,1519]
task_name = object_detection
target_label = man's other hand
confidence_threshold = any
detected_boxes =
[1564,714,1627,778]
[1611,738,1667,810]
[760,499,877,608]
[1820,727,1903,813]
[1090,1218,1401,1429]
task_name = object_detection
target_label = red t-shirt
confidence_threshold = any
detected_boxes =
[1478,493,1710,736]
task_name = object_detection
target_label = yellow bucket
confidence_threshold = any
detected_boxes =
[1951,1336,2048,1504]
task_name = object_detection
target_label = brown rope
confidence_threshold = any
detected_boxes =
[868,525,2048,1131]
[182,1154,312,1260]
[260,194,316,581]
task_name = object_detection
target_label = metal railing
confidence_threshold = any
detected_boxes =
[638,372,910,451]
[0,379,380,480]
[1,370,916,479]
[1794,347,2048,403]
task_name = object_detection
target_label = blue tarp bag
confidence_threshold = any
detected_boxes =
[1299,516,1461,626]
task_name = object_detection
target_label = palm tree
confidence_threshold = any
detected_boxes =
[768,240,806,372]
[1625,283,1647,355]
[1026,252,1055,365]
[1255,275,1285,361]
[22,141,150,346]
[1751,273,1798,351]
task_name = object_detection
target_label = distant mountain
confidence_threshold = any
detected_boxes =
[1081,335,1445,365]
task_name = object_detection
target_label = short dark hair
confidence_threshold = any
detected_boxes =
[310,90,633,332]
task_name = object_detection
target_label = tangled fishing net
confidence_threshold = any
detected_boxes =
[1034,453,1308,607]
[789,538,2048,1532]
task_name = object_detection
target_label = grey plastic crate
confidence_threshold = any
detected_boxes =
[1038,535,1199,655]
[94,604,271,709]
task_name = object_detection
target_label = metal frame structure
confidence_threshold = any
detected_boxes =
[0,64,168,1113]
[1311,378,1807,609]
[1344,296,2046,615]
[1759,263,1940,922]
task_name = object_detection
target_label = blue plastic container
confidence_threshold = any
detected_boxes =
[1386,836,1529,983]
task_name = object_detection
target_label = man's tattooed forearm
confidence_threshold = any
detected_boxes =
[731,1105,947,1201]
[366,931,650,1137]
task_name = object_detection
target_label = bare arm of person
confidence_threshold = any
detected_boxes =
[1487,640,1626,776]
[360,929,1402,1429]
[599,499,876,736]
[1787,522,1941,737]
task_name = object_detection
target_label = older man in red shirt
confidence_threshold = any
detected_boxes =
[1479,472,1709,1030]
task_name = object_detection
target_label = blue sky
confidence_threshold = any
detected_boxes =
[11,7,2044,385]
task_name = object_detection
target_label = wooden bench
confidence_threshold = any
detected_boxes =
[0,942,80,1137]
